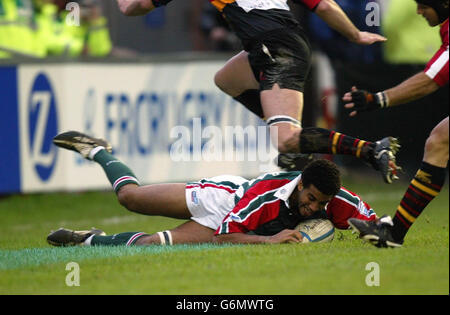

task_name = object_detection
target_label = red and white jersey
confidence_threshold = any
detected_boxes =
[326,187,376,230]
[424,19,449,86]
[213,172,376,235]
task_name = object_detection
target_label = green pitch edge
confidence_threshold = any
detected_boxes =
[0,244,237,271]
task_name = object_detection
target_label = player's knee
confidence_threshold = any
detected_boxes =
[425,127,449,155]
[214,70,228,92]
[275,128,301,154]
[135,231,174,246]
[134,234,168,246]
[277,141,292,154]
[117,186,139,212]
[214,69,241,96]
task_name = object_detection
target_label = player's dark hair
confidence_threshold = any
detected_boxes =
[301,159,341,196]
[415,0,449,23]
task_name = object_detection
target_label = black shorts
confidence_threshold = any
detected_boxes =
[247,27,312,93]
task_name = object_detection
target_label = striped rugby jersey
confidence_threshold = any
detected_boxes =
[153,0,322,41]
[215,171,376,236]
[425,19,449,86]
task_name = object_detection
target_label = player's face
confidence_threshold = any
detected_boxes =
[297,183,333,217]
[417,4,440,26]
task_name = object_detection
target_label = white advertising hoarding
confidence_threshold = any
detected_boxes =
[17,62,278,193]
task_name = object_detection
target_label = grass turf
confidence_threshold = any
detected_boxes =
[0,177,448,295]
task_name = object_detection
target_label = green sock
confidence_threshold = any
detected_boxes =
[89,232,148,246]
[93,149,140,193]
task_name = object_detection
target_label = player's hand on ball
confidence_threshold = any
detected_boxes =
[267,229,303,244]
[343,86,385,117]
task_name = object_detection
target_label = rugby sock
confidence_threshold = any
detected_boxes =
[391,161,446,241]
[299,127,374,161]
[91,149,140,193]
[87,232,148,246]
[234,90,264,118]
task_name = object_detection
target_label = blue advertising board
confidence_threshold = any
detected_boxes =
[0,66,21,194]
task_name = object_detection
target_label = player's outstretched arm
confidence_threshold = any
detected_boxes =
[117,0,155,16]
[343,72,440,116]
[213,229,303,244]
[314,0,386,45]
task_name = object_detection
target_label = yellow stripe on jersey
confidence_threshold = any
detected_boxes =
[210,0,236,11]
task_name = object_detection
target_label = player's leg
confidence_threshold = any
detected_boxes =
[254,30,400,183]
[134,221,215,245]
[349,118,448,247]
[423,117,449,168]
[91,145,190,218]
[390,117,448,242]
[47,175,243,247]
[47,221,215,246]
[260,85,379,157]
[262,88,397,164]
[214,51,263,118]
[260,85,303,154]
[53,131,191,219]
[86,221,214,246]
[117,183,191,219]
[86,148,191,218]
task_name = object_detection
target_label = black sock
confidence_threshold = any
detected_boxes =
[391,161,446,241]
[299,127,374,161]
[234,89,264,118]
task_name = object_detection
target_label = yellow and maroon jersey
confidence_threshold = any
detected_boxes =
[153,0,322,41]
[209,0,321,12]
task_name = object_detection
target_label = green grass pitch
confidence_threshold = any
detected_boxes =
[0,176,448,295]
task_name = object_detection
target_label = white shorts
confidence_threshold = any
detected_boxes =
[185,175,248,230]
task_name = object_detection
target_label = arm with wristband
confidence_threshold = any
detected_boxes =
[343,72,441,116]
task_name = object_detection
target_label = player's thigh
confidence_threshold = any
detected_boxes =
[432,117,449,141]
[169,220,216,244]
[118,183,191,219]
[424,117,449,167]
[214,51,259,97]
[251,27,310,121]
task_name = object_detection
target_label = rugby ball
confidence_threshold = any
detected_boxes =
[296,219,335,243]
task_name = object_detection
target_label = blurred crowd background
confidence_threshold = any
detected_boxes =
[0,0,448,175]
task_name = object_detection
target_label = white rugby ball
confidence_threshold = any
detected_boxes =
[296,219,335,243]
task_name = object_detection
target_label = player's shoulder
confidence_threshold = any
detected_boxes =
[243,171,301,195]
[334,187,362,204]
[256,171,301,181]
